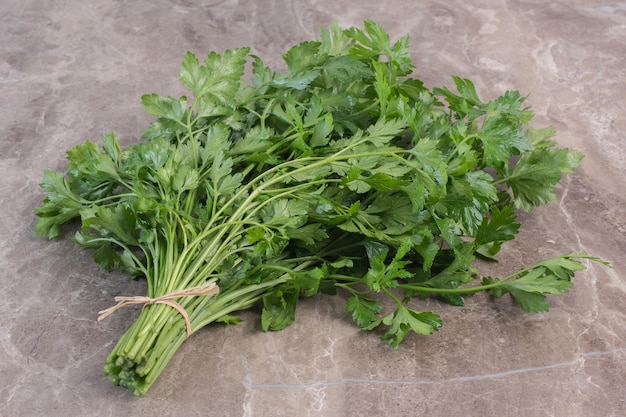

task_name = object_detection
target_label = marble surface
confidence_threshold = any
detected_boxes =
[1,1,625,416]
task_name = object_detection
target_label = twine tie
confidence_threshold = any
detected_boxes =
[97,282,219,338]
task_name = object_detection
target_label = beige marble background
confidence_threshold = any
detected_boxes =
[1,1,625,416]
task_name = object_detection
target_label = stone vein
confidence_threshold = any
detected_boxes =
[242,347,626,390]
[558,175,584,251]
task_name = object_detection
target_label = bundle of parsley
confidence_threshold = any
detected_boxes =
[35,20,607,395]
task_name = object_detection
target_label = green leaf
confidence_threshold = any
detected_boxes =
[434,76,483,117]
[72,232,121,271]
[311,113,334,148]
[179,51,203,95]
[344,19,413,75]
[329,257,354,269]
[34,209,72,239]
[261,286,298,331]
[499,263,575,312]
[493,90,534,124]
[536,255,589,280]
[414,240,439,272]
[282,41,323,73]
[272,101,304,128]
[506,287,550,313]
[362,248,388,291]
[270,71,319,90]
[215,315,242,325]
[363,19,393,54]
[294,266,326,297]
[102,132,122,163]
[34,171,87,238]
[207,151,244,201]
[231,126,274,155]
[373,61,391,113]
[129,137,174,172]
[437,292,465,307]
[365,193,419,235]
[92,240,122,272]
[363,173,409,192]
[482,253,610,312]
[342,166,371,193]
[408,138,447,196]
[319,21,351,55]
[478,100,532,167]
[363,240,413,291]
[285,223,328,245]
[200,124,231,164]
[434,216,464,252]
[321,55,372,83]
[381,306,441,348]
[401,180,426,212]
[504,267,572,295]
[527,126,557,149]
[365,117,406,146]
[180,48,249,102]
[260,198,308,228]
[346,295,383,329]
[438,170,498,235]
[250,55,274,87]
[172,166,200,192]
[397,78,426,101]
[506,148,584,212]
[451,76,482,107]
[482,276,507,298]
[474,204,520,247]
[67,140,121,181]
[195,96,230,118]
[447,150,479,177]
[141,94,187,122]
[82,204,141,246]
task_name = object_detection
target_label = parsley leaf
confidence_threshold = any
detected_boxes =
[346,295,384,329]
[504,147,584,211]
[380,306,442,348]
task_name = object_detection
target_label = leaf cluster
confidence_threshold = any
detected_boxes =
[34,20,607,393]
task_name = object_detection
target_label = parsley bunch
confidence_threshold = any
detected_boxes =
[35,20,607,395]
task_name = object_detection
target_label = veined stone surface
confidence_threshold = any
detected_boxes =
[1,1,624,416]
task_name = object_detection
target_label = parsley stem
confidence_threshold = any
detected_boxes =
[396,255,585,295]
[445,133,479,163]
[88,192,138,205]
[382,287,403,306]
[328,274,362,283]
[397,281,500,295]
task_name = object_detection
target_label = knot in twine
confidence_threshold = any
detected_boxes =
[97,282,219,338]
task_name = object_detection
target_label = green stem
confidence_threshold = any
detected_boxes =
[397,282,494,295]
[493,172,524,186]
[105,269,295,395]
[445,133,478,163]
[396,256,571,295]
[382,287,404,306]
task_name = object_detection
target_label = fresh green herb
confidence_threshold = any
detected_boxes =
[35,20,609,395]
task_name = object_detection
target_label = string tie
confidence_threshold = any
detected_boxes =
[97,282,219,338]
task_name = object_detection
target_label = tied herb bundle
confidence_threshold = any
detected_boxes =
[35,20,608,395]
